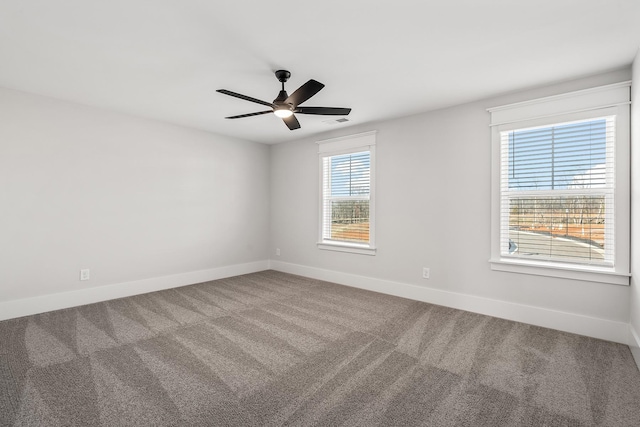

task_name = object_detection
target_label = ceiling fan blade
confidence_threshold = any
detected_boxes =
[283,114,301,130]
[296,107,351,116]
[285,79,324,107]
[217,89,275,108]
[225,110,273,119]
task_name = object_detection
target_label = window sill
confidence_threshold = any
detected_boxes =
[317,241,376,256]
[489,258,629,286]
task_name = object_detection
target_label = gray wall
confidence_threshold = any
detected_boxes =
[270,68,632,331]
[630,51,640,361]
[0,87,270,303]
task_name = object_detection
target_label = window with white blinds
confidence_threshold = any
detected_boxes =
[489,81,630,285]
[500,117,615,265]
[317,131,376,255]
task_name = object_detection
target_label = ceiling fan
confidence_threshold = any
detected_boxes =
[217,70,351,130]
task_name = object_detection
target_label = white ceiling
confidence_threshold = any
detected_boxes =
[1,1,639,144]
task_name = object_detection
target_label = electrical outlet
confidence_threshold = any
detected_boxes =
[276,248,281,256]
[80,269,90,281]
[422,267,430,279]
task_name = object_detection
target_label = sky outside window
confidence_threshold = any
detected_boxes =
[508,119,607,190]
[330,152,370,196]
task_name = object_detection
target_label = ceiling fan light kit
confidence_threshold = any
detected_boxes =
[274,108,293,118]
[217,70,351,130]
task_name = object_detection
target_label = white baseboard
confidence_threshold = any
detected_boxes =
[269,260,630,345]
[0,260,270,321]
[630,325,640,370]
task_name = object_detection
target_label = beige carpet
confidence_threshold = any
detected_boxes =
[1,270,639,426]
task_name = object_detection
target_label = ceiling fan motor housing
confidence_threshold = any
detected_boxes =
[274,90,289,105]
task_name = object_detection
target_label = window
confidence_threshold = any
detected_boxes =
[502,117,614,265]
[489,82,630,285]
[317,131,376,255]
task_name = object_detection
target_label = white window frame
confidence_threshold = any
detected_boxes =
[488,82,630,285]
[317,131,376,255]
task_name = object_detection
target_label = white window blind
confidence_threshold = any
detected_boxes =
[500,117,615,266]
[317,131,376,255]
[321,151,371,243]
